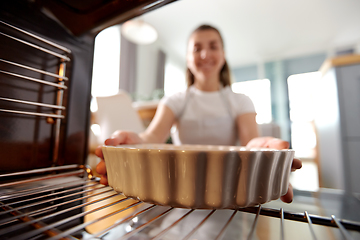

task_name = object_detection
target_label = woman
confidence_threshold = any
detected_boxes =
[95,24,302,203]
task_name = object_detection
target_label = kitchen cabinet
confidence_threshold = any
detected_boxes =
[315,54,360,193]
[132,100,159,127]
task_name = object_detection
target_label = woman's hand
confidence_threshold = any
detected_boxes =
[246,136,302,203]
[95,130,143,185]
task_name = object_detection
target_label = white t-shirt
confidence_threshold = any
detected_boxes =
[160,85,255,121]
[160,85,256,145]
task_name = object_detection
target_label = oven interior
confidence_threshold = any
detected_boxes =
[1,1,360,239]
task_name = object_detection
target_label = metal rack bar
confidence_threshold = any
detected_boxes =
[247,205,262,240]
[2,206,59,230]
[0,185,110,225]
[0,187,118,236]
[0,179,97,202]
[0,70,67,89]
[182,209,216,240]
[0,164,81,179]
[0,31,70,61]
[238,206,360,231]
[151,209,195,240]
[280,208,284,240]
[91,204,156,239]
[52,61,66,166]
[0,201,70,239]
[0,109,64,118]
[332,215,354,240]
[56,202,152,240]
[214,209,238,240]
[0,181,102,208]
[0,170,85,188]
[119,207,175,240]
[305,211,318,240]
[0,59,68,81]
[142,0,166,10]
[0,20,71,53]
[0,97,65,110]
[5,193,131,240]
[0,182,103,214]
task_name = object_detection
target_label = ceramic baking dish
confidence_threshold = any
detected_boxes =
[102,144,294,209]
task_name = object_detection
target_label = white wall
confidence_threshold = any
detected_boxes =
[135,37,186,99]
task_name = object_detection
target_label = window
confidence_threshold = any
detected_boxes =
[90,25,121,138]
[232,79,272,124]
[287,71,321,192]
[164,62,186,96]
[91,25,121,98]
[287,71,321,159]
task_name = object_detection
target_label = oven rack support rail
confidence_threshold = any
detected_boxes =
[0,20,70,119]
[1,165,360,240]
[0,20,70,166]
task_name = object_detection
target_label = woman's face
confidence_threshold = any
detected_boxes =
[187,29,225,81]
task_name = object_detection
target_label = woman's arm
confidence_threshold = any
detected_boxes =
[236,112,259,146]
[139,103,176,143]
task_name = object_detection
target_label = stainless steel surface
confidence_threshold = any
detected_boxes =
[1,165,360,240]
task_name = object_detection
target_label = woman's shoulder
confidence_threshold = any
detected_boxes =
[161,90,187,102]
[159,90,188,117]
[222,86,256,113]
[223,86,251,100]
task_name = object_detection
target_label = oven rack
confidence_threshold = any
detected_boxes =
[0,20,70,119]
[0,165,359,240]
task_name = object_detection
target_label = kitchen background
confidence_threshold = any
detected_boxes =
[88,0,360,195]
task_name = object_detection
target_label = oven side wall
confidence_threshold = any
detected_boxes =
[0,1,95,172]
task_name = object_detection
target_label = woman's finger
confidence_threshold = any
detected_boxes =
[99,175,108,185]
[96,160,107,175]
[104,131,144,146]
[291,158,302,171]
[94,145,104,159]
[280,183,293,203]
[105,134,125,146]
[267,138,290,150]
[246,137,289,150]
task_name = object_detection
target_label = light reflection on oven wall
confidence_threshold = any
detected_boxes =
[88,0,360,194]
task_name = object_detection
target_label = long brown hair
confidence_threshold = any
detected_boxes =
[186,24,232,88]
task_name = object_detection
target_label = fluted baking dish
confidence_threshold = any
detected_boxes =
[102,144,294,209]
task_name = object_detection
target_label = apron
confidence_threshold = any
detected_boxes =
[171,86,237,146]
